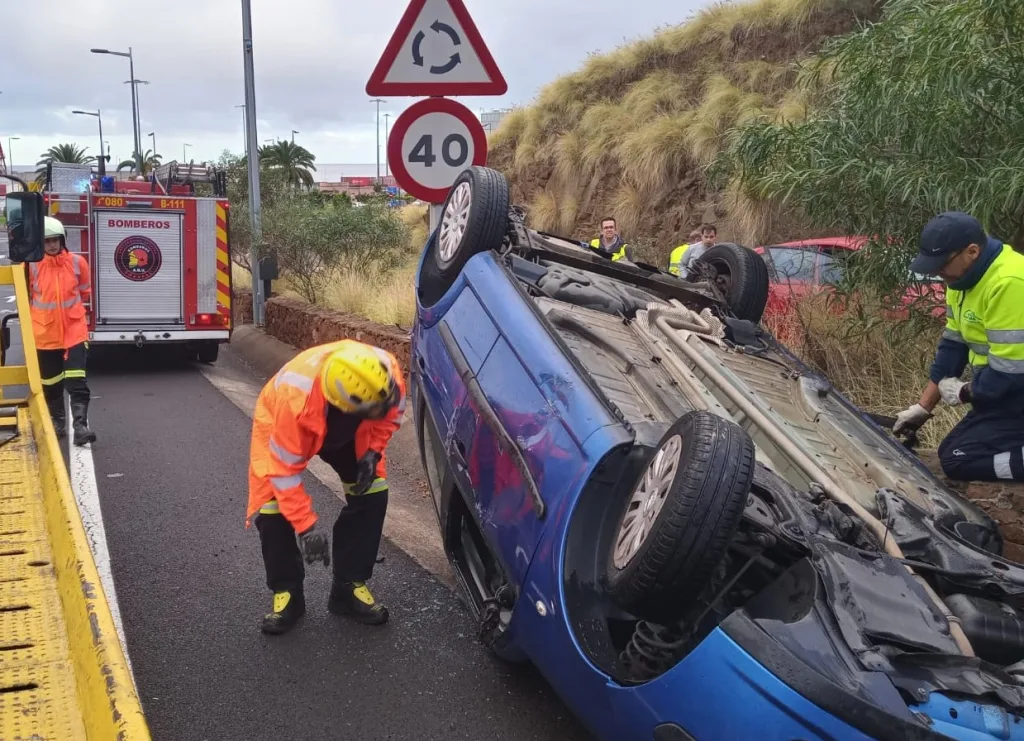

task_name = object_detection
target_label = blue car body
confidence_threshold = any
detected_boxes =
[411,208,1024,741]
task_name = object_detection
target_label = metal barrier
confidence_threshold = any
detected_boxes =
[0,263,151,740]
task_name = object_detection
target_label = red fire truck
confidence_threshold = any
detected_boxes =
[42,161,233,362]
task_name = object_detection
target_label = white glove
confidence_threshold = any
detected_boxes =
[893,404,932,433]
[938,377,969,406]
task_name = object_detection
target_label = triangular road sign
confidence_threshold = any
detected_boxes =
[366,0,508,96]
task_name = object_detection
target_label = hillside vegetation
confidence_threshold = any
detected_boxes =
[488,0,881,256]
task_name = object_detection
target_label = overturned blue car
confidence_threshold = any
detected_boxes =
[410,166,1024,741]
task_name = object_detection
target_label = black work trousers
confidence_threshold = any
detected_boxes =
[939,407,1024,482]
[37,342,90,420]
[255,440,388,597]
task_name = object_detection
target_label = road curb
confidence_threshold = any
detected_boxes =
[224,323,300,378]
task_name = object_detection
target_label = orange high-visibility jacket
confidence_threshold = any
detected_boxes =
[246,340,407,533]
[27,251,92,350]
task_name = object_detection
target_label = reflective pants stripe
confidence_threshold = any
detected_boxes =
[259,499,281,514]
[342,477,388,496]
[41,372,65,386]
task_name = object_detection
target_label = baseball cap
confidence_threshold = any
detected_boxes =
[911,211,987,275]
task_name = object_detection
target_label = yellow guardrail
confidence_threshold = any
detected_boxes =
[0,263,151,740]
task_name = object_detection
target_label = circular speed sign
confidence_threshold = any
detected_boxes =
[387,97,488,203]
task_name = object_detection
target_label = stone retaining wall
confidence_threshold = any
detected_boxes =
[231,287,410,373]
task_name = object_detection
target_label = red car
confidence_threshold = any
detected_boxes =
[754,237,945,330]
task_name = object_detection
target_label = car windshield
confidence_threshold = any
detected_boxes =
[765,247,817,283]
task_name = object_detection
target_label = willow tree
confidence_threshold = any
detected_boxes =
[719,0,1024,295]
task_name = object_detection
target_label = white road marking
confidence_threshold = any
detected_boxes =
[66,395,137,686]
[5,295,15,303]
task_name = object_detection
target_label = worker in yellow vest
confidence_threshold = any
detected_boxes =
[895,212,1024,482]
[589,217,634,262]
[668,230,703,276]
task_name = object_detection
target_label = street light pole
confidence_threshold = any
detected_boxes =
[72,110,106,176]
[383,113,391,178]
[91,47,142,168]
[291,129,299,144]
[183,143,191,162]
[125,79,149,157]
[8,137,18,176]
[370,98,385,183]
[240,0,265,325]
[149,131,156,158]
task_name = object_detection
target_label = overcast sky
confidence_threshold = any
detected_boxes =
[2,0,710,171]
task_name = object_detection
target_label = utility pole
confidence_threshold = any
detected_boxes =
[241,0,265,326]
[383,113,391,178]
[370,98,385,183]
[149,132,156,158]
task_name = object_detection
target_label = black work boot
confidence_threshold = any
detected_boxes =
[45,393,66,437]
[70,398,97,446]
[261,590,306,635]
[328,581,389,626]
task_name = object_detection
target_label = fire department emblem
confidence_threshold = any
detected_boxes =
[113,236,162,282]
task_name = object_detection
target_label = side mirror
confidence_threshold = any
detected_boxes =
[5,191,46,263]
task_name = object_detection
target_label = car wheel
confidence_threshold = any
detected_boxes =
[695,243,769,323]
[605,410,754,624]
[434,166,510,280]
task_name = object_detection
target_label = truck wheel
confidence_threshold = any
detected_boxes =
[695,243,769,323]
[197,342,219,364]
[434,166,509,280]
[605,411,754,625]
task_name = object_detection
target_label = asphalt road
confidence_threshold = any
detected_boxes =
[85,344,592,741]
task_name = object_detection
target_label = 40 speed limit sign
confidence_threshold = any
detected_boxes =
[387,97,488,203]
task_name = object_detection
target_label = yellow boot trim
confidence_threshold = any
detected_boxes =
[351,582,375,606]
[273,591,291,613]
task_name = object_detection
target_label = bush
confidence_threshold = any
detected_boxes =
[719,0,1024,297]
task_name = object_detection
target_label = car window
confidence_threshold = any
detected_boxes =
[818,252,844,285]
[765,247,818,283]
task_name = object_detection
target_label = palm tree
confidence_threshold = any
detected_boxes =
[259,140,316,189]
[117,149,162,176]
[35,143,94,184]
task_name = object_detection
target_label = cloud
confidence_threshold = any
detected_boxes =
[0,0,708,167]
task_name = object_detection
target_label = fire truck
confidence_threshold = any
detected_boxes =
[42,161,233,362]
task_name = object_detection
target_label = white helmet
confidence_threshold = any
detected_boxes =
[44,216,66,240]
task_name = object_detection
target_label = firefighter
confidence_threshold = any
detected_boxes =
[28,216,96,445]
[895,211,1024,481]
[246,339,406,635]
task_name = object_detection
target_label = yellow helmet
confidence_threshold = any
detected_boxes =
[44,216,66,240]
[321,342,397,414]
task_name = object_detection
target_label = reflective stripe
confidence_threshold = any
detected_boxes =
[945,306,953,318]
[968,342,989,356]
[31,299,57,310]
[988,355,1024,374]
[78,283,90,292]
[269,437,305,466]
[273,370,314,393]
[41,372,65,386]
[71,254,82,279]
[62,296,79,309]
[994,452,1013,480]
[259,499,281,514]
[64,369,86,379]
[343,477,388,496]
[270,474,303,491]
[987,329,1024,344]
[942,328,965,343]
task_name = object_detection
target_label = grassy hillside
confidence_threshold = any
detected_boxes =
[488,0,881,259]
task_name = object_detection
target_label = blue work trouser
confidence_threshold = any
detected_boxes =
[939,408,1024,482]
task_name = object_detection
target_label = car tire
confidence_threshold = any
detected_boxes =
[434,166,510,280]
[695,243,770,323]
[605,410,754,624]
[197,342,219,364]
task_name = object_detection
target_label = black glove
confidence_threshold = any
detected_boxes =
[352,451,382,496]
[296,525,330,567]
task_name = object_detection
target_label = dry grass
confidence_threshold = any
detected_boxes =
[488,0,881,258]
